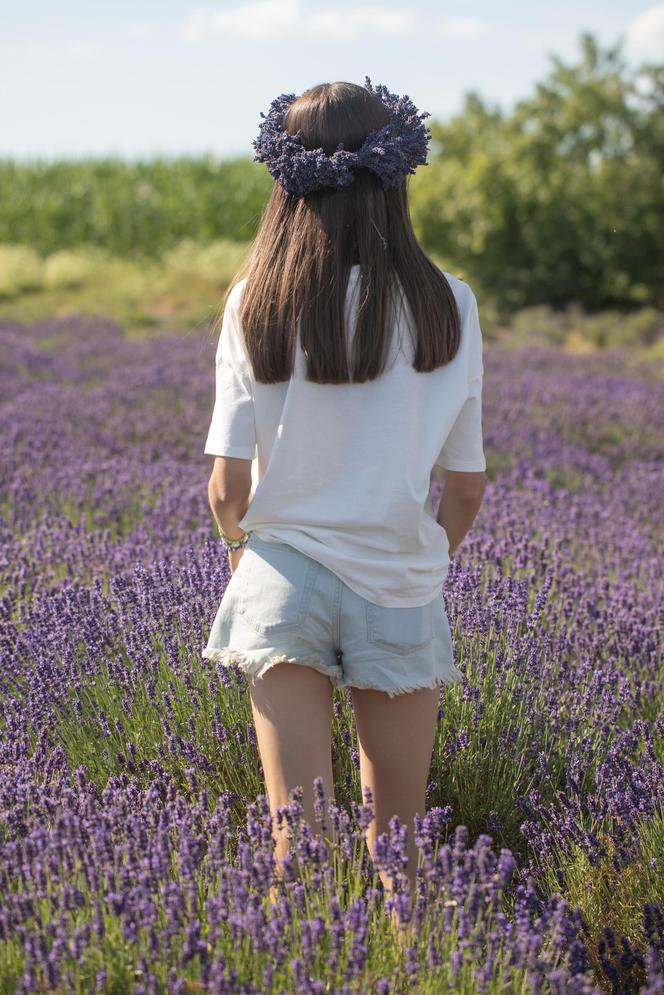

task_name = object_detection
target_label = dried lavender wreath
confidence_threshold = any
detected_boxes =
[251,76,432,196]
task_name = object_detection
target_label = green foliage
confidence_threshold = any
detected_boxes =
[0,238,252,333]
[160,236,248,284]
[536,807,664,983]
[1,238,662,354]
[409,32,664,317]
[0,244,43,296]
[505,305,569,348]
[0,154,272,259]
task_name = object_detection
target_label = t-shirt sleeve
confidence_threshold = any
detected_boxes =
[434,288,486,472]
[203,285,257,459]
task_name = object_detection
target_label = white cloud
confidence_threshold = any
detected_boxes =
[624,4,664,60]
[182,0,414,42]
[436,16,487,38]
[128,21,152,39]
[69,42,97,60]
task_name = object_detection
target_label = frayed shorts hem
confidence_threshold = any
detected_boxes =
[202,645,464,697]
[201,645,344,689]
[338,670,464,698]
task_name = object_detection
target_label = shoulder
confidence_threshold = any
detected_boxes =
[220,278,249,336]
[439,269,478,317]
[219,278,252,368]
[226,277,249,311]
[438,269,483,379]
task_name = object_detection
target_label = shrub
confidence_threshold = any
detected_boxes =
[0,243,44,298]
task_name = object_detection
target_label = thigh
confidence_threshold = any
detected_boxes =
[249,660,336,811]
[350,685,440,821]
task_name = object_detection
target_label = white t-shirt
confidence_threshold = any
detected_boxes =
[204,264,486,607]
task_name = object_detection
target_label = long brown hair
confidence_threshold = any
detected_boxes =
[216,80,461,385]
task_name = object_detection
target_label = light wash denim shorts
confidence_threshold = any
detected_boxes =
[202,533,464,697]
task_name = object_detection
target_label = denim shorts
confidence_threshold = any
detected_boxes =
[202,533,464,697]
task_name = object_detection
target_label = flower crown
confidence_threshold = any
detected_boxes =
[251,77,432,197]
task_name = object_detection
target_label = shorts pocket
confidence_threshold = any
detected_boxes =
[365,599,435,655]
[236,541,319,635]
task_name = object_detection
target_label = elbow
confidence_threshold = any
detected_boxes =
[208,455,253,507]
[208,474,249,508]
[208,476,229,508]
[444,469,488,504]
[208,475,230,509]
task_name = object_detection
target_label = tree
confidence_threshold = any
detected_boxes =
[410,32,664,316]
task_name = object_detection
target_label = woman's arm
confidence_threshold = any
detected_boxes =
[436,470,487,557]
[208,456,253,574]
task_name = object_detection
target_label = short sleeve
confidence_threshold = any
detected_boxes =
[204,285,257,459]
[434,289,486,472]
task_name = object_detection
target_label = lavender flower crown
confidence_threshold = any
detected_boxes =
[251,76,432,196]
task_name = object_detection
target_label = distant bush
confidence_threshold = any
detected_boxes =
[0,244,43,298]
[0,239,254,332]
[507,306,569,349]
[1,238,661,353]
[43,247,111,290]
[161,238,249,286]
[582,309,664,350]
[623,308,664,348]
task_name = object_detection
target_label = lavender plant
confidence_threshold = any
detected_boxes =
[1,314,662,993]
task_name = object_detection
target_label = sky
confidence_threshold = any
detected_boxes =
[1,1,662,161]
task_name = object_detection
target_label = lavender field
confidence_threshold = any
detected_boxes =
[1,313,663,994]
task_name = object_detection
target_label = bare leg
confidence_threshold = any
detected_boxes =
[248,662,338,899]
[350,685,441,922]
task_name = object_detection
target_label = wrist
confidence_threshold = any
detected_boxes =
[212,497,251,547]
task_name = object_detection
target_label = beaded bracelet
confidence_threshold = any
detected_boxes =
[216,523,252,550]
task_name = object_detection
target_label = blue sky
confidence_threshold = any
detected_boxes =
[2,1,662,161]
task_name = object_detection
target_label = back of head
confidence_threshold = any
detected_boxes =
[224,80,461,385]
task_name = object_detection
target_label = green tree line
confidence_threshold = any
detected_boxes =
[412,33,664,313]
[0,32,661,314]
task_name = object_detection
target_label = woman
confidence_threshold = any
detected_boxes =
[202,78,487,915]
